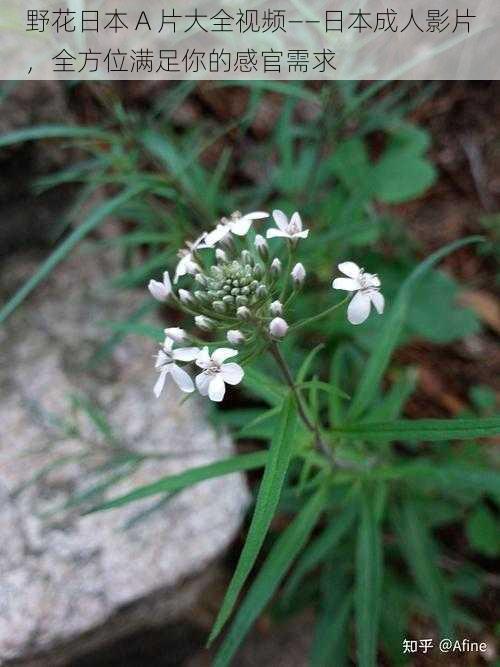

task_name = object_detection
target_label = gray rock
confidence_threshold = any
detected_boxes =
[0,250,249,665]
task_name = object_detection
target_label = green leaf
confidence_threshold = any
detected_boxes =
[365,368,417,422]
[282,503,357,604]
[242,366,286,406]
[355,487,383,667]
[466,505,500,558]
[393,498,453,636]
[213,484,328,667]
[0,124,110,147]
[0,186,143,324]
[209,395,298,644]
[85,451,267,513]
[373,154,436,204]
[348,237,484,420]
[311,588,352,667]
[297,344,325,384]
[332,416,500,443]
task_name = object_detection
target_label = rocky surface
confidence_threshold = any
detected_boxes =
[0,250,249,665]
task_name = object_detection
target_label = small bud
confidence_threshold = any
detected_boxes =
[269,317,289,339]
[213,301,227,314]
[270,258,282,277]
[237,306,251,321]
[256,284,268,299]
[148,271,172,302]
[195,315,215,331]
[252,264,264,280]
[241,250,253,266]
[216,248,227,263]
[164,327,186,343]
[178,289,194,304]
[222,295,235,305]
[195,273,208,287]
[227,330,245,345]
[236,295,249,307]
[194,290,210,304]
[270,300,283,316]
[291,262,306,287]
[255,234,269,260]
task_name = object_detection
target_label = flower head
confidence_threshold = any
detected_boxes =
[270,300,283,316]
[195,347,244,402]
[154,338,200,397]
[148,271,172,302]
[267,210,309,242]
[332,261,384,325]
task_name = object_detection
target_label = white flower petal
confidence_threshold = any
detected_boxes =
[347,291,371,325]
[289,211,303,232]
[154,368,169,397]
[332,277,359,292]
[272,209,289,231]
[172,346,201,362]
[212,348,238,365]
[170,364,195,393]
[369,290,385,315]
[208,375,226,402]
[220,362,244,386]
[195,371,211,396]
[266,228,290,239]
[163,337,174,353]
[148,279,168,302]
[155,350,169,368]
[294,229,309,239]
[230,218,253,236]
[162,271,172,293]
[195,346,211,369]
[247,211,269,221]
[338,261,361,279]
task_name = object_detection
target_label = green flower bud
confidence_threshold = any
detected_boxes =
[213,300,226,314]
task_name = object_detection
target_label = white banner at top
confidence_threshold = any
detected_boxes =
[0,0,497,80]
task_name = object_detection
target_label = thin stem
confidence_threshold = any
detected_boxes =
[268,340,336,469]
[289,296,350,332]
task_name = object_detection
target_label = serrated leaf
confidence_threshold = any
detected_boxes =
[208,394,298,644]
[213,484,328,667]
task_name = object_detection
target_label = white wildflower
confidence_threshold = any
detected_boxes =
[148,271,172,302]
[164,327,186,343]
[174,233,207,283]
[332,261,384,325]
[269,317,289,339]
[291,262,306,286]
[203,211,269,247]
[267,210,309,242]
[227,330,245,345]
[153,338,200,397]
[195,347,244,402]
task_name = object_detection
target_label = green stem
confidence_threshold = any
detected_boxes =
[289,296,350,332]
[267,340,336,469]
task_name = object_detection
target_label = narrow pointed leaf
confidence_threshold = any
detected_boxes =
[348,237,483,420]
[0,186,143,324]
[213,484,328,667]
[209,395,297,644]
[85,451,267,513]
[332,416,500,442]
[355,487,383,667]
[392,498,453,636]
